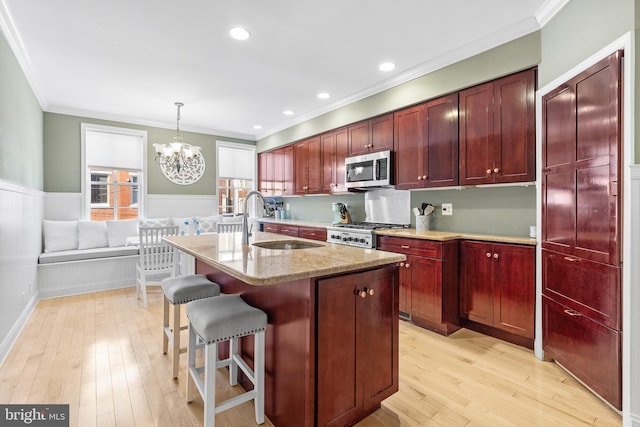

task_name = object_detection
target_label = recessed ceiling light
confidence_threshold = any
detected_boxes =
[283,110,294,116]
[253,125,262,130]
[317,92,330,99]
[229,27,250,41]
[379,62,396,72]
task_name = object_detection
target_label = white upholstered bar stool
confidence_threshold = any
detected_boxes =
[186,294,267,427]
[161,274,221,379]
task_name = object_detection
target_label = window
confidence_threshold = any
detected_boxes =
[82,124,146,220]
[216,142,256,216]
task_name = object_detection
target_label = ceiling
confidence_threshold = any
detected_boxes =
[0,0,566,141]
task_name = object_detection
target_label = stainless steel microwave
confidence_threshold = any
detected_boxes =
[345,150,393,189]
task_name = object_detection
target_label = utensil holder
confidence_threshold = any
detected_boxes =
[416,215,429,231]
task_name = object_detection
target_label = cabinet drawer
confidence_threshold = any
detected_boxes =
[543,295,621,409]
[542,249,620,330]
[377,236,442,258]
[263,223,280,233]
[298,226,327,241]
[279,225,299,237]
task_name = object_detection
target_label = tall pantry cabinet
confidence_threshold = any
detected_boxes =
[541,51,623,409]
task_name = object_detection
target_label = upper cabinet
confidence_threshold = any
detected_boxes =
[459,68,536,185]
[394,94,459,190]
[348,113,394,156]
[258,146,294,197]
[321,127,349,193]
[294,136,322,195]
[258,150,274,196]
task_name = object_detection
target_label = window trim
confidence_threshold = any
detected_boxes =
[81,123,147,220]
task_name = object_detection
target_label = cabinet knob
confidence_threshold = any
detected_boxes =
[486,169,492,174]
[563,308,581,317]
[493,253,499,259]
[405,263,410,268]
[368,288,375,296]
[399,262,405,267]
[494,167,500,173]
[486,252,492,258]
[417,176,422,180]
[422,175,427,180]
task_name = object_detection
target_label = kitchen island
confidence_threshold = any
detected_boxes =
[164,232,405,427]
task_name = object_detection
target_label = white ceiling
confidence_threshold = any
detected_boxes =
[0,0,567,141]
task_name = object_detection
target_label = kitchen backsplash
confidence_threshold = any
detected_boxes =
[281,185,536,238]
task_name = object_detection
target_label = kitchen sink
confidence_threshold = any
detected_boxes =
[252,240,324,250]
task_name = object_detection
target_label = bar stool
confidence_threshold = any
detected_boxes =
[162,274,221,379]
[186,294,267,427]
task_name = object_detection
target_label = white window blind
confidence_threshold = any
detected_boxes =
[218,144,254,179]
[86,129,143,169]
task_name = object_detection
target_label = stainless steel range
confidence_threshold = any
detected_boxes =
[326,188,410,249]
[327,222,407,248]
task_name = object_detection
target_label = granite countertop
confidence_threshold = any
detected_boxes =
[258,218,537,246]
[164,232,405,286]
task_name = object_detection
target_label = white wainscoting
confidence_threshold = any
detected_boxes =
[0,180,44,365]
[628,166,640,427]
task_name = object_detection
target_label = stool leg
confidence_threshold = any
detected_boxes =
[186,323,197,402]
[229,337,238,386]
[204,342,218,427]
[162,296,170,354]
[255,331,265,424]
[171,303,181,379]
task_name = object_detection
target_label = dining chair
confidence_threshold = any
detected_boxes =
[136,225,179,308]
[216,222,243,233]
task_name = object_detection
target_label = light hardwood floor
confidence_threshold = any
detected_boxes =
[0,287,621,426]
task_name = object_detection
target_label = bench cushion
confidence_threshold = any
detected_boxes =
[38,246,139,264]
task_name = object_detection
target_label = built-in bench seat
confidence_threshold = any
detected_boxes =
[38,245,139,264]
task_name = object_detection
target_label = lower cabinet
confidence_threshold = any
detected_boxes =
[316,267,399,426]
[261,223,327,241]
[376,235,459,335]
[261,222,299,237]
[459,240,535,346]
[298,226,327,241]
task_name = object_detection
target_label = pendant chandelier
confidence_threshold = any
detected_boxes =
[153,102,206,185]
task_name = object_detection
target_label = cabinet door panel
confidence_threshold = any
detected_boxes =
[334,128,348,192]
[369,114,394,153]
[321,132,336,193]
[542,170,575,253]
[542,87,575,169]
[394,105,425,189]
[459,83,494,185]
[273,148,284,195]
[494,69,535,183]
[543,295,621,409]
[348,121,370,156]
[293,142,308,195]
[493,244,534,338]
[307,136,322,193]
[317,274,359,427]
[409,255,443,324]
[459,241,493,323]
[426,94,459,187]
[282,146,294,196]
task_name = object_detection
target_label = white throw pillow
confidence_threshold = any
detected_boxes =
[43,220,78,253]
[172,217,192,235]
[78,220,109,249]
[106,219,139,247]
[197,215,220,233]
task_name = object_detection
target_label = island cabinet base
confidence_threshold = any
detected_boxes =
[196,259,399,427]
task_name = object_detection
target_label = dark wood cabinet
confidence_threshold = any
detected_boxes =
[263,223,299,237]
[259,146,294,196]
[376,235,459,335]
[298,226,327,241]
[541,51,622,409]
[459,240,535,345]
[317,267,398,426]
[459,68,536,185]
[347,113,393,156]
[394,94,459,189]
[258,151,274,196]
[294,136,322,195]
[321,127,348,193]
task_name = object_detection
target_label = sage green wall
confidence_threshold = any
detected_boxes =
[43,112,254,194]
[0,32,43,190]
[539,0,637,162]
[257,32,541,152]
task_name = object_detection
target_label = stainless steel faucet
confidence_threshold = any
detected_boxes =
[242,190,268,244]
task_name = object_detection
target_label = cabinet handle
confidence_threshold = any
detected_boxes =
[563,308,581,317]
[417,176,422,180]
[486,252,492,258]
[401,245,410,249]
[399,262,405,267]
[564,256,579,262]
[493,253,499,259]
[422,175,427,179]
[368,288,375,296]
[358,290,367,298]
[405,263,410,268]
[494,167,500,173]
[486,168,492,174]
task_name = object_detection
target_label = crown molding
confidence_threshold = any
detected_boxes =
[535,0,571,27]
[256,16,541,140]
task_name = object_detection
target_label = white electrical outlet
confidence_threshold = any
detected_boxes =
[442,203,453,216]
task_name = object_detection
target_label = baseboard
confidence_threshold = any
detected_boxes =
[0,294,38,368]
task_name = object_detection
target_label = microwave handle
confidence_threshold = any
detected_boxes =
[375,159,380,180]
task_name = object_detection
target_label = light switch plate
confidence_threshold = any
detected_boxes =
[442,203,453,216]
